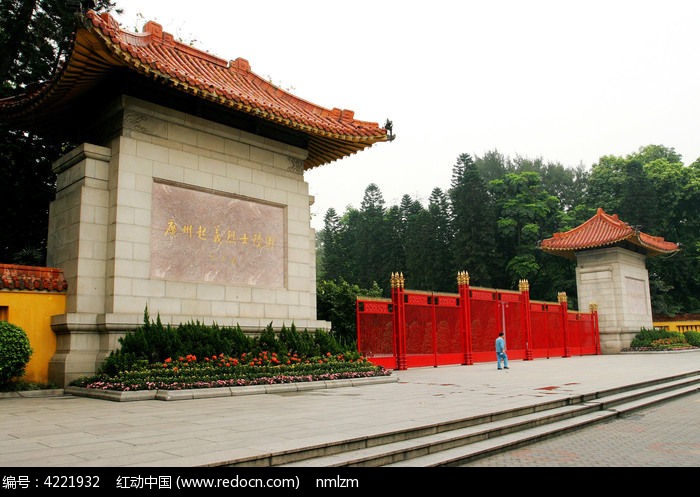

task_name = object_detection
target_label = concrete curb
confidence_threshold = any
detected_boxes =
[0,388,65,399]
[63,373,398,402]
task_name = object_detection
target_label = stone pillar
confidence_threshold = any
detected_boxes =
[47,143,112,387]
[575,247,652,354]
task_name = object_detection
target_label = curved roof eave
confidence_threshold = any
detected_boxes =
[539,208,680,258]
[0,10,390,170]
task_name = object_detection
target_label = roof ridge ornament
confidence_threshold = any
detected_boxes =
[229,57,251,72]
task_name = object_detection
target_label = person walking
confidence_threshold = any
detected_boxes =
[496,331,509,370]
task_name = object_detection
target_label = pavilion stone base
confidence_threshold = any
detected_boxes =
[575,247,653,354]
[46,96,330,387]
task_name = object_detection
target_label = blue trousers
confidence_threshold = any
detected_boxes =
[497,351,509,369]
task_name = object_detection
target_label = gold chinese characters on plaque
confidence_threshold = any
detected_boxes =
[150,182,285,287]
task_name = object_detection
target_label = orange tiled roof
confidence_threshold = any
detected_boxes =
[540,208,680,259]
[0,10,390,170]
[0,264,68,292]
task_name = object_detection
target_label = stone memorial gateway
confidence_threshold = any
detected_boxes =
[540,208,680,354]
[0,10,390,387]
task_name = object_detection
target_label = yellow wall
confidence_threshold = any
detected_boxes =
[653,320,700,333]
[0,291,65,384]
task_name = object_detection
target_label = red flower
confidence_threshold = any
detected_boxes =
[164,357,172,363]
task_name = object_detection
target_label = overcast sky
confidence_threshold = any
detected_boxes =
[113,1,700,230]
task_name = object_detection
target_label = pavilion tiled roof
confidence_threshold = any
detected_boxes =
[540,208,680,259]
[0,10,391,170]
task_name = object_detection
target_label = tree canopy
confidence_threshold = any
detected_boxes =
[316,145,700,316]
[0,0,117,264]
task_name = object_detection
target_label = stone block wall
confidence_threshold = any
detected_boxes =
[47,95,329,386]
[575,247,652,353]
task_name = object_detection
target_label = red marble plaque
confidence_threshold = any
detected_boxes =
[150,182,285,287]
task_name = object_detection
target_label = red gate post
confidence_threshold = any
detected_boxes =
[430,292,438,367]
[355,297,362,355]
[391,272,408,370]
[559,292,571,357]
[519,279,534,361]
[590,303,601,355]
[457,271,473,365]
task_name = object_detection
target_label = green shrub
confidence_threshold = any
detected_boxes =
[221,324,254,356]
[684,330,700,347]
[316,278,383,346]
[630,328,672,348]
[252,323,286,356]
[279,323,316,357]
[0,321,33,385]
[100,352,146,376]
[628,327,696,350]
[98,307,357,376]
[313,329,343,355]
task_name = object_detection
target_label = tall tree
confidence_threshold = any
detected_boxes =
[637,149,700,315]
[0,0,117,264]
[354,184,391,291]
[628,144,682,166]
[540,162,588,213]
[449,153,497,287]
[581,145,699,315]
[403,202,433,290]
[383,204,407,280]
[475,149,507,184]
[619,159,658,231]
[317,207,346,281]
[489,171,561,289]
[426,188,454,291]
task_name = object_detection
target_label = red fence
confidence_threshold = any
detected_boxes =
[357,272,600,370]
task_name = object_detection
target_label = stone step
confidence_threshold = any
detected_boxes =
[247,372,700,467]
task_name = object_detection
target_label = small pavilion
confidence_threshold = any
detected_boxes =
[540,208,680,353]
[0,10,390,386]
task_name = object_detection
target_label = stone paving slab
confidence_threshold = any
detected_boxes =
[0,351,698,468]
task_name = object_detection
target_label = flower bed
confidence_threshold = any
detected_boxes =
[70,351,392,392]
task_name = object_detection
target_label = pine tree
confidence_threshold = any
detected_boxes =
[449,153,497,287]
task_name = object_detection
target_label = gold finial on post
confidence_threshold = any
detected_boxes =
[557,292,567,304]
[457,271,470,285]
[589,303,598,312]
[391,272,405,289]
[518,279,529,292]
